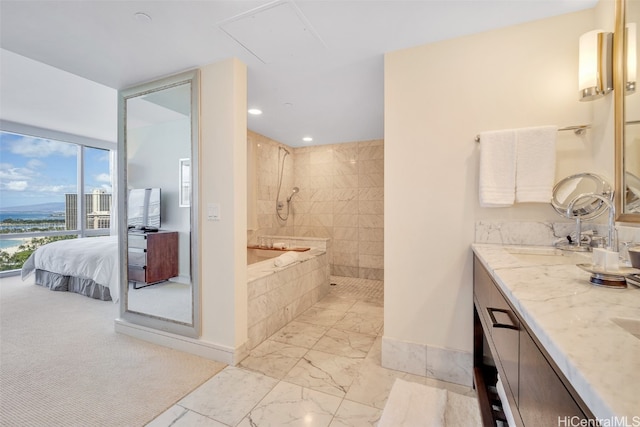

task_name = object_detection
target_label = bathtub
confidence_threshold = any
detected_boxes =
[246,236,331,350]
[247,247,309,265]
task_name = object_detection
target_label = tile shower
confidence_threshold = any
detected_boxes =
[248,130,384,280]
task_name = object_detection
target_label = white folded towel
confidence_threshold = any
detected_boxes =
[479,129,517,207]
[515,125,557,203]
[273,251,299,267]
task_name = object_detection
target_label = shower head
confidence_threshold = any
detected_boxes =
[286,187,299,203]
[280,146,290,155]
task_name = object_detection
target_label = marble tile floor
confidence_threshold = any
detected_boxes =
[147,276,476,427]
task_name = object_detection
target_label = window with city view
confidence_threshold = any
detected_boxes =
[0,130,114,272]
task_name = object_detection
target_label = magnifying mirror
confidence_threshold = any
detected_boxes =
[551,173,613,251]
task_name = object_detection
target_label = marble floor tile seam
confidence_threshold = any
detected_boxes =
[148,276,390,426]
[172,374,383,427]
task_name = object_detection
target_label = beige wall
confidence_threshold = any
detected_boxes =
[247,132,384,280]
[384,8,605,356]
[200,58,248,354]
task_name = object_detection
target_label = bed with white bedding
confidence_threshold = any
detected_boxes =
[21,236,119,302]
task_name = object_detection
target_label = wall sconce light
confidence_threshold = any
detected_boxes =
[579,30,613,101]
[627,23,636,94]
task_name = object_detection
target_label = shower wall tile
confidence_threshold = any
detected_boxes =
[309,201,334,214]
[360,241,383,256]
[360,254,383,269]
[333,174,358,189]
[310,149,334,164]
[295,139,383,279]
[359,268,384,280]
[248,131,384,279]
[359,188,384,201]
[333,227,358,241]
[333,189,358,202]
[359,214,383,228]
[334,200,359,215]
[333,265,359,277]
[334,145,358,158]
[359,144,384,160]
[248,131,295,241]
[334,214,358,227]
[359,227,384,242]
[359,159,384,175]
[333,238,359,253]
[358,201,383,215]
[334,161,359,176]
[359,174,384,188]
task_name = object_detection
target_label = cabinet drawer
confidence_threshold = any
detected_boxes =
[474,258,520,406]
[519,329,585,426]
[128,266,146,283]
[474,258,497,335]
[128,250,146,267]
[128,234,147,249]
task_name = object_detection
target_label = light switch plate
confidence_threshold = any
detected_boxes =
[208,203,221,221]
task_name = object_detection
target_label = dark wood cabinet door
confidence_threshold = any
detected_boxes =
[519,329,585,426]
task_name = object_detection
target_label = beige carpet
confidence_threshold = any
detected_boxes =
[0,275,225,427]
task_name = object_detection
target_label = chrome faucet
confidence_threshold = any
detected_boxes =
[567,193,617,251]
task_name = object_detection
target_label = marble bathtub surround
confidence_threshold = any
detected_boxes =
[248,131,384,280]
[473,243,640,421]
[247,243,330,350]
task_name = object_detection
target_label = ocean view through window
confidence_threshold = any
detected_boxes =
[0,129,114,272]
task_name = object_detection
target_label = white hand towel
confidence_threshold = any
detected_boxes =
[515,125,557,203]
[273,251,299,267]
[479,129,517,207]
[496,374,517,427]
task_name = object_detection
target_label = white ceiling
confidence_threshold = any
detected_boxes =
[0,0,597,147]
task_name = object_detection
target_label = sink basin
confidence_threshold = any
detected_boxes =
[611,317,640,340]
[504,247,589,265]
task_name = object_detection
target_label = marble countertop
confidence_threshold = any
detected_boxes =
[472,243,640,421]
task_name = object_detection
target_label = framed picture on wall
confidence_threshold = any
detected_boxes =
[179,158,191,207]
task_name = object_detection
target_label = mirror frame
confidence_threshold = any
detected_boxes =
[117,69,201,338]
[615,0,640,222]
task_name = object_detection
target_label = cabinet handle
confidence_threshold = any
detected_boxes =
[486,307,519,330]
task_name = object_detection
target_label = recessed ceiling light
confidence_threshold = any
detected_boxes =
[133,12,152,23]
[248,108,263,115]
[302,136,313,142]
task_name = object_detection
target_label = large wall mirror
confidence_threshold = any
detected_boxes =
[118,70,200,337]
[616,0,640,222]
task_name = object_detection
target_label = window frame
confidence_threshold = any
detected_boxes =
[0,120,117,276]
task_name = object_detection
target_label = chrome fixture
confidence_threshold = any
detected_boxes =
[567,193,617,251]
[474,125,589,143]
[286,187,299,203]
[276,147,294,221]
[551,173,613,252]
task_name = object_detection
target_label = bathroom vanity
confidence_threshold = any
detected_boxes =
[472,244,640,426]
